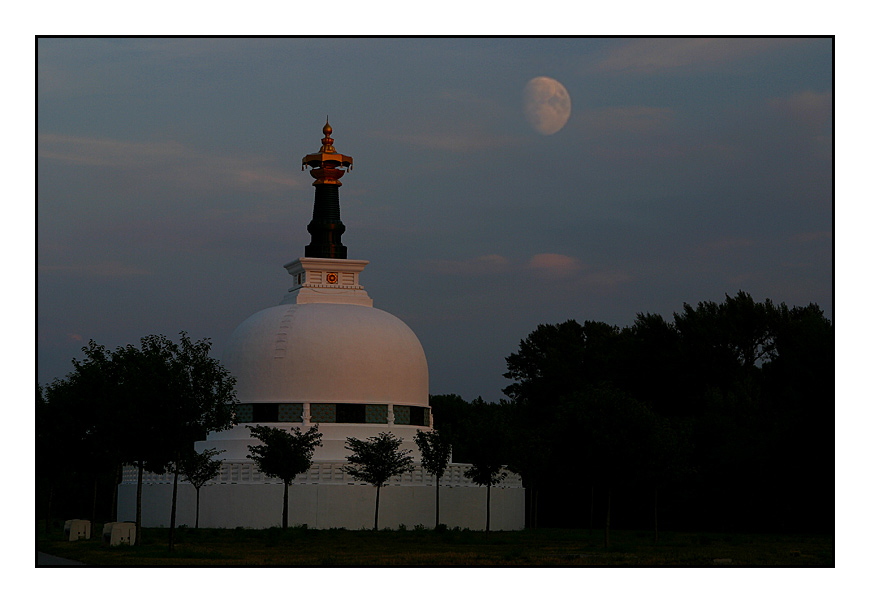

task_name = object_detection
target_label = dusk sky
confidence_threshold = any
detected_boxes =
[37,37,832,404]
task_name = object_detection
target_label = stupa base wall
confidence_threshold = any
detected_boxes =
[117,481,525,530]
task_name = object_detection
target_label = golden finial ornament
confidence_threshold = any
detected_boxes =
[302,118,353,185]
[319,118,336,153]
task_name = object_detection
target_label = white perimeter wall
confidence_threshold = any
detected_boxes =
[118,482,525,531]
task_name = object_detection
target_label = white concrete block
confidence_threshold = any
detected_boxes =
[64,519,91,541]
[102,522,136,546]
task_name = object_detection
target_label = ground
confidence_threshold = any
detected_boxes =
[36,524,833,567]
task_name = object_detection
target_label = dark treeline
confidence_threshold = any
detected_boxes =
[432,291,833,535]
[36,333,236,541]
[38,292,832,536]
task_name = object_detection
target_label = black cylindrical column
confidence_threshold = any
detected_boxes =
[305,183,347,258]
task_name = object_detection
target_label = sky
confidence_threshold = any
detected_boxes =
[37,37,832,404]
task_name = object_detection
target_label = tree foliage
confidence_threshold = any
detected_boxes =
[413,429,451,481]
[247,425,323,529]
[461,399,509,534]
[179,447,224,529]
[498,291,833,534]
[345,432,414,530]
[429,394,472,461]
[180,448,225,490]
[36,333,237,543]
[345,432,415,488]
[464,463,507,488]
[414,429,452,527]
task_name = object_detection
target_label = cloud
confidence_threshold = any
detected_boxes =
[428,254,512,275]
[575,106,674,136]
[38,134,188,167]
[38,261,152,278]
[426,253,632,289]
[371,85,515,152]
[38,133,304,195]
[791,230,832,244]
[590,38,800,75]
[527,254,633,287]
[526,253,584,278]
[769,90,832,133]
[370,100,515,153]
[702,238,755,252]
[372,128,513,152]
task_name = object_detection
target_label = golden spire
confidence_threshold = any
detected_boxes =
[319,118,336,153]
[302,119,352,259]
[302,119,353,185]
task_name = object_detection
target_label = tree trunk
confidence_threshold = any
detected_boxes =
[485,483,491,535]
[45,483,53,534]
[526,485,535,529]
[282,480,289,529]
[169,462,179,552]
[112,464,121,522]
[533,486,539,530]
[654,486,659,544]
[135,462,144,546]
[435,475,440,527]
[374,484,381,531]
[605,487,611,549]
[195,487,201,529]
[91,474,99,527]
[589,485,594,536]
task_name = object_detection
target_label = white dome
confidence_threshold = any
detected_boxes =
[222,302,428,405]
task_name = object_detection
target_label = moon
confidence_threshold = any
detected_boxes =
[523,76,571,135]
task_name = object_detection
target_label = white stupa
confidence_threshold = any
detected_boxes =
[117,122,524,530]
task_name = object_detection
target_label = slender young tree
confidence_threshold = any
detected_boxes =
[161,333,237,551]
[413,429,452,527]
[247,425,323,528]
[462,398,509,534]
[464,462,507,535]
[344,432,414,530]
[178,448,225,529]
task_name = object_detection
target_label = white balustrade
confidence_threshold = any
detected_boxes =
[121,461,523,488]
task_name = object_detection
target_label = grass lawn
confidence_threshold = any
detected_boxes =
[36,523,834,567]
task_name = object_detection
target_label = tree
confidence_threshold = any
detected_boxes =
[344,432,414,530]
[760,302,834,532]
[503,402,551,530]
[413,429,452,527]
[36,341,135,536]
[497,292,833,534]
[502,320,628,530]
[36,382,70,532]
[108,333,236,550]
[645,416,694,543]
[178,448,225,529]
[622,312,686,417]
[160,333,237,550]
[464,462,507,535]
[503,320,624,406]
[40,334,237,547]
[570,385,655,547]
[247,425,323,529]
[428,394,470,459]
[52,341,127,526]
[463,399,509,534]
